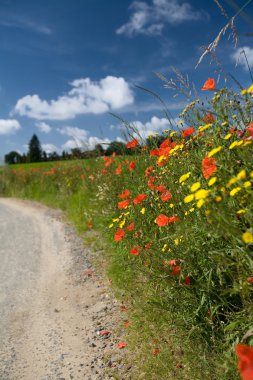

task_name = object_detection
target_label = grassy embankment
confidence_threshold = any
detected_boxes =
[1,81,253,380]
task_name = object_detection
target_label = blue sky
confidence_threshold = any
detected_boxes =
[0,0,253,162]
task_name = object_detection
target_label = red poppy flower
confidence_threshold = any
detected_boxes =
[144,242,152,249]
[129,161,136,171]
[80,174,85,180]
[155,214,169,226]
[150,149,160,156]
[118,189,130,199]
[133,194,147,204]
[126,222,135,232]
[87,221,92,229]
[203,113,215,123]
[115,166,122,175]
[114,229,125,241]
[182,127,195,138]
[152,348,160,356]
[246,122,253,136]
[147,179,156,190]
[117,342,127,349]
[247,277,253,284]
[201,78,216,90]
[126,138,139,148]
[145,166,153,177]
[160,139,170,148]
[168,259,177,266]
[155,185,167,193]
[235,344,253,380]
[118,200,130,209]
[131,245,141,255]
[155,214,179,226]
[171,265,181,276]
[184,276,191,285]
[99,330,110,336]
[160,190,172,202]
[202,156,217,179]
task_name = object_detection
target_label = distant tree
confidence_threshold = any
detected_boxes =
[94,143,105,156]
[4,151,22,165]
[27,134,42,162]
[71,148,82,159]
[105,141,127,156]
[42,151,48,162]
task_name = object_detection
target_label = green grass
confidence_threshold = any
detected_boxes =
[1,83,253,379]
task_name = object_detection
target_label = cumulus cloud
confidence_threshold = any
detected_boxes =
[13,76,134,120]
[116,0,202,37]
[58,126,111,152]
[110,116,171,139]
[61,137,111,152]
[231,46,253,71]
[41,144,59,154]
[57,126,88,140]
[0,119,21,135]
[35,121,52,133]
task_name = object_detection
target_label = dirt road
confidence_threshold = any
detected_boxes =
[0,198,126,380]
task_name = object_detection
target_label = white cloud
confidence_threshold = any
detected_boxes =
[35,121,52,133]
[58,126,111,152]
[61,137,111,152]
[0,119,21,135]
[231,46,253,71]
[110,116,171,139]
[13,76,134,120]
[116,0,202,37]
[41,144,59,154]
[57,126,88,140]
[0,13,52,35]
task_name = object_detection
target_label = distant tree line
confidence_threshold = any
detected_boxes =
[4,133,155,164]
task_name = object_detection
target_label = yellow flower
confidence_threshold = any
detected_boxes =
[224,133,232,140]
[215,196,222,202]
[229,141,239,149]
[195,189,209,200]
[197,199,205,208]
[157,155,166,163]
[174,238,179,246]
[108,223,114,228]
[237,170,246,180]
[184,194,195,203]
[119,219,126,228]
[241,89,247,95]
[208,146,222,157]
[242,232,253,244]
[221,121,228,126]
[244,181,251,188]
[247,84,253,93]
[189,207,195,212]
[237,209,246,214]
[113,218,120,222]
[162,244,167,252]
[230,187,242,196]
[170,131,177,137]
[232,114,237,119]
[190,182,201,192]
[208,177,217,186]
[140,207,146,214]
[179,172,191,184]
[227,177,237,187]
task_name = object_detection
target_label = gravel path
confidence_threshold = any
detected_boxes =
[0,198,131,380]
